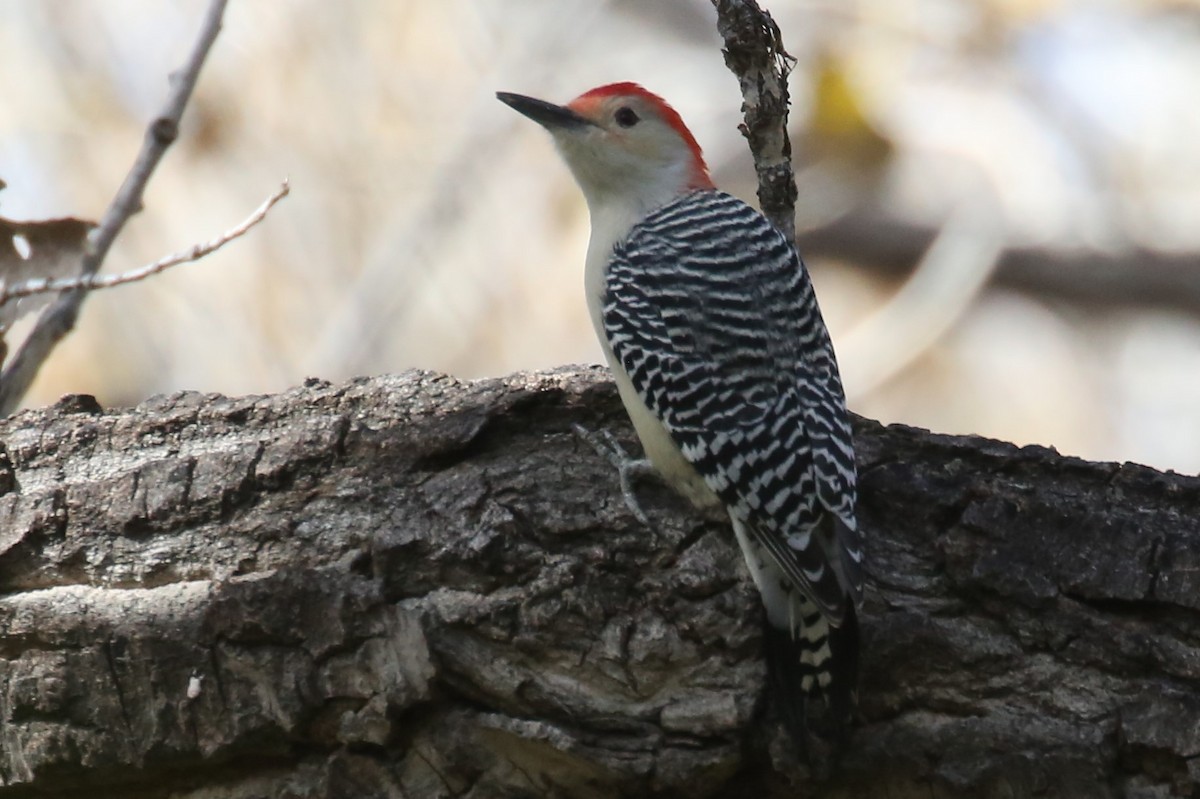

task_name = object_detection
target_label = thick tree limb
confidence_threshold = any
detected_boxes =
[0,0,230,416]
[0,368,1196,797]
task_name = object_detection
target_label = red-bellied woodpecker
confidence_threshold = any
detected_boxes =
[498,83,864,727]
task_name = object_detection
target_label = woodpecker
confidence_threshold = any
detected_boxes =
[498,83,864,726]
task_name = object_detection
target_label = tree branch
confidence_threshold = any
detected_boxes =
[712,0,798,240]
[0,0,230,415]
[0,368,1196,797]
[0,182,288,305]
[799,206,1200,313]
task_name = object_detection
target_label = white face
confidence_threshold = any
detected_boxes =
[550,93,706,211]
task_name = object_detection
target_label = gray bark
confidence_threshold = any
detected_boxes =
[712,0,798,244]
[0,367,1196,798]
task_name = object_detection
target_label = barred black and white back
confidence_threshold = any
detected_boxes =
[601,190,864,718]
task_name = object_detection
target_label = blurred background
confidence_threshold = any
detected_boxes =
[0,0,1197,472]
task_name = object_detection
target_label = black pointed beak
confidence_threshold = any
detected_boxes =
[497,91,595,131]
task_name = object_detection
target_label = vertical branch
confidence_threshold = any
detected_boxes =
[712,0,798,241]
[0,0,231,415]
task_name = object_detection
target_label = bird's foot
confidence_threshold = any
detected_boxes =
[572,424,658,526]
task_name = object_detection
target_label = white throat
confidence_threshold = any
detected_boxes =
[553,130,700,342]
[582,191,675,336]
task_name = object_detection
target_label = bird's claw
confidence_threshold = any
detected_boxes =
[572,423,657,526]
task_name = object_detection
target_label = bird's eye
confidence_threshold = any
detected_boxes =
[614,107,640,128]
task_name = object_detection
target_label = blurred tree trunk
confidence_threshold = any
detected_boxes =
[0,367,1197,798]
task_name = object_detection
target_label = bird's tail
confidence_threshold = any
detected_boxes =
[762,599,859,740]
[729,516,860,738]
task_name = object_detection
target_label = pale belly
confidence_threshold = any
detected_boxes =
[600,343,722,512]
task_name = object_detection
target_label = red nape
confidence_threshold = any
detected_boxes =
[572,82,713,188]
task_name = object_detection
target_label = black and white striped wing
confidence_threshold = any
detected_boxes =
[602,190,863,618]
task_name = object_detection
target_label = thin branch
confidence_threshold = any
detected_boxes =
[0,0,230,416]
[712,0,798,240]
[0,182,288,305]
[798,208,1200,314]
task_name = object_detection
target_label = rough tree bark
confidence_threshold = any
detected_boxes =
[713,0,799,241]
[0,367,1197,798]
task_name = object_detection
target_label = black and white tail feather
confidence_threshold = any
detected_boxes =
[602,190,864,731]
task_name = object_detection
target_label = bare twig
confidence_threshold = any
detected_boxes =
[0,182,288,306]
[712,0,798,240]
[0,0,230,416]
